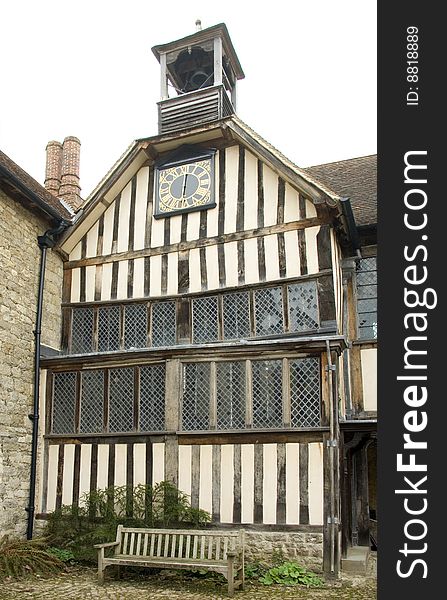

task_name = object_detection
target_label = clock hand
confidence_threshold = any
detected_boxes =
[182,173,188,197]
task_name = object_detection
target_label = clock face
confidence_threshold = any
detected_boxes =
[155,157,215,217]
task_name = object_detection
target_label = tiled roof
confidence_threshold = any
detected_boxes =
[0,149,73,221]
[305,155,377,226]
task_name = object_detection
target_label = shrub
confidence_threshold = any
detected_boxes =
[47,547,75,563]
[46,481,211,562]
[245,560,267,580]
[259,561,323,587]
[0,536,65,579]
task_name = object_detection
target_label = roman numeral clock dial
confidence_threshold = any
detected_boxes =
[154,152,216,218]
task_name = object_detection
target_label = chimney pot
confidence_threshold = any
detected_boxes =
[44,140,63,196]
[59,136,82,210]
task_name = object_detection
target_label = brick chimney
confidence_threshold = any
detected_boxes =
[58,136,82,210]
[44,140,63,196]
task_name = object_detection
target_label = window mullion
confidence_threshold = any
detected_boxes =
[245,359,252,428]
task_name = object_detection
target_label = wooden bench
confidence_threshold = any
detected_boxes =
[94,525,245,596]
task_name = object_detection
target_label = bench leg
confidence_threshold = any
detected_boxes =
[227,556,235,597]
[97,549,105,584]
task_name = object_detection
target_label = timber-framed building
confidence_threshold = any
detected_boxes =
[1,23,377,576]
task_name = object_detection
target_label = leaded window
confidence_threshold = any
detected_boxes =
[254,287,284,336]
[182,363,210,430]
[71,308,94,354]
[80,370,104,433]
[52,372,77,434]
[97,306,120,352]
[124,303,147,349]
[289,357,320,427]
[109,368,134,432]
[288,281,319,332]
[152,301,176,347]
[356,257,377,339]
[222,292,251,340]
[216,361,246,429]
[140,364,165,431]
[252,360,283,428]
[192,296,219,343]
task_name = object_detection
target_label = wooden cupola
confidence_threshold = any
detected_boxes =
[152,22,245,134]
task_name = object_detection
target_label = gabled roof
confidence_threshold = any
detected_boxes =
[305,155,377,227]
[60,116,346,253]
[0,149,73,222]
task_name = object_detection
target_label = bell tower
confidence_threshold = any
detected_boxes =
[152,22,244,134]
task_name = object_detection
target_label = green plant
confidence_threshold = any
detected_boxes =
[245,560,267,580]
[259,561,323,587]
[46,481,211,562]
[47,547,75,563]
[0,536,65,579]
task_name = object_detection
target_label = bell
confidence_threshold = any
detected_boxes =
[189,69,210,90]
[174,47,213,93]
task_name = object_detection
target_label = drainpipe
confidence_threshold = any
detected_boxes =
[326,339,340,576]
[26,220,70,540]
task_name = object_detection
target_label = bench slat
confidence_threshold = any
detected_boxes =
[123,532,129,555]
[163,534,170,557]
[186,535,191,559]
[170,534,176,558]
[150,533,155,557]
[129,533,135,555]
[143,533,148,556]
[223,537,228,559]
[207,536,213,560]
[192,536,198,559]
[156,534,162,557]
[200,535,205,559]
[178,534,184,558]
[216,536,221,560]
[136,533,142,556]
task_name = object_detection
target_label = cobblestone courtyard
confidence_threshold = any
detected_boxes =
[0,564,376,600]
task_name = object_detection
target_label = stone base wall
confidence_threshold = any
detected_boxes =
[0,189,64,537]
[244,531,323,572]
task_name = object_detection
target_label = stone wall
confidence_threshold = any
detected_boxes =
[0,189,64,537]
[244,530,323,572]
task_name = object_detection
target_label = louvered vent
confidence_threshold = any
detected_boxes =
[158,85,234,134]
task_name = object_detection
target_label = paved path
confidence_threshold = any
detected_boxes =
[0,567,376,600]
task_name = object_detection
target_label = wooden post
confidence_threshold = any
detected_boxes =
[214,36,223,86]
[160,52,168,100]
[164,360,180,486]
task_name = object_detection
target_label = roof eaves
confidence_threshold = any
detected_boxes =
[0,161,72,222]
[229,117,342,205]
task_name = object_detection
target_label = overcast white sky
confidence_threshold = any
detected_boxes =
[0,0,376,199]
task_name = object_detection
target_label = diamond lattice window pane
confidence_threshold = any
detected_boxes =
[140,364,165,431]
[356,257,377,339]
[357,298,377,314]
[254,287,284,336]
[52,372,77,434]
[181,363,210,430]
[288,281,319,332]
[124,304,148,349]
[290,357,321,427]
[80,370,104,433]
[216,361,246,429]
[71,308,94,354]
[193,296,219,343]
[357,284,377,299]
[222,292,251,340]
[109,367,134,432]
[98,306,120,352]
[152,301,176,347]
[252,360,283,428]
